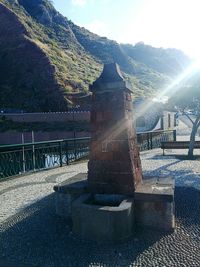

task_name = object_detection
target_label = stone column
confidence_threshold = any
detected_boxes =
[88,63,142,195]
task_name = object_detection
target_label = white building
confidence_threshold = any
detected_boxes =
[133,98,176,133]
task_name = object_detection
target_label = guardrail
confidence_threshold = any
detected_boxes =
[0,130,176,179]
[137,129,176,151]
[0,137,90,179]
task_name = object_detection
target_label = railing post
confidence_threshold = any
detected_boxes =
[66,141,69,165]
[59,142,63,167]
[32,144,36,171]
[74,138,77,160]
[173,130,177,141]
[21,133,26,173]
[150,132,153,149]
[22,145,26,173]
[147,133,150,150]
[32,148,36,171]
[32,131,36,171]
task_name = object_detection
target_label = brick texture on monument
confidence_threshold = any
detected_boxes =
[88,63,143,194]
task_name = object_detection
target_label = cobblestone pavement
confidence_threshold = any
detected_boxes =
[0,143,200,267]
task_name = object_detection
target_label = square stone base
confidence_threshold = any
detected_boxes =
[53,174,175,243]
[72,194,134,243]
[134,177,175,231]
[53,173,87,218]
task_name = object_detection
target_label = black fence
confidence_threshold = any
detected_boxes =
[0,130,176,179]
[0,137,90,179]
[137,129,176,151]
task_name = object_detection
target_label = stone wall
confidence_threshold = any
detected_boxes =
[2,112,90,122]
[0,131,90,145]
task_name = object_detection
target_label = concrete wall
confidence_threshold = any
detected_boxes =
[0,131,90,145]
[2,111,90,122]
[135,111,159,132]
[72,194,134,243]
[0,111,90,144]
[162,111,176,131]
[135,111,176,132]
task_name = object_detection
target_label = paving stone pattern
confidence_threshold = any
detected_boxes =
[0,139,200,266]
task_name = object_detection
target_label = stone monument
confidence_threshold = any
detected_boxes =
[54,63,175,243]
[88,63,142,195]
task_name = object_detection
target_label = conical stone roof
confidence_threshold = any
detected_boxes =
[90,63,133,93]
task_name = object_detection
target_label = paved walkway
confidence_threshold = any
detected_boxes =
[0,143,200,266]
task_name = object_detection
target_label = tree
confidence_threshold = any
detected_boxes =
[170,86,200,158]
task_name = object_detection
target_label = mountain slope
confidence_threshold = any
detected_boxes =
[0,0,101,111]
[0,2,69,111]
[121,42,190,77]
[0,0,192,111]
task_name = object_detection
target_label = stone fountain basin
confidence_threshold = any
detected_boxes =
[71,193,134,243]
[85,194,126,206]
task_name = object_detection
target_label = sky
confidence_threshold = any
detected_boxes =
[53,0,200,60]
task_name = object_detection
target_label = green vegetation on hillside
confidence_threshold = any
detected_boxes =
[122,42,190,77]
[0,0,192,111]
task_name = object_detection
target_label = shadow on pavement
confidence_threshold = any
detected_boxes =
[1,184,200,266]
[0,192,169,267]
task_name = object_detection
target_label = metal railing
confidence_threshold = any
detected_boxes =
[137,129,176,151]
[0,137,90,179]
[0,130,176,179]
